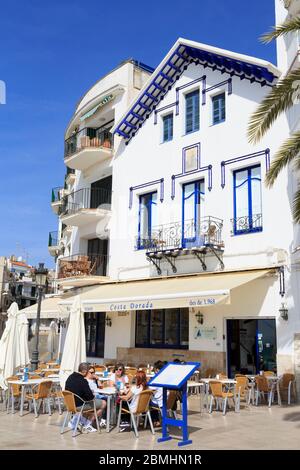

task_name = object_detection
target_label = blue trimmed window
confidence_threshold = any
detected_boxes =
[233,165,262,235]
[135,308,189,349]
[182,180,205,248]
[212,93,225,125]
[162,113,173,142]
[137,191,158,249]
[185,90,200,134]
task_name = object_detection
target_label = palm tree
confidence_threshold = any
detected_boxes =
[248,17,300,222]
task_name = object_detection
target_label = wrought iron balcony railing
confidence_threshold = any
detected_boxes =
[64,127,113,159]
[58,253,108,278]
[136,216,223,251]
[231,213,262,235]
[51,187,64,203]
[48,231,59,247]
[59,187,112,217]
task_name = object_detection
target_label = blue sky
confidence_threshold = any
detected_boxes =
[0,0,277,269]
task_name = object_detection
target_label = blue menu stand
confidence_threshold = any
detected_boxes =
[148,361,200,447]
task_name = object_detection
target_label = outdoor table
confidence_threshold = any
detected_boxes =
[187,381,205,413]
[246,375,281,405]
[7,377,60,416]
[41,368,60,372]
[98,386,117,433]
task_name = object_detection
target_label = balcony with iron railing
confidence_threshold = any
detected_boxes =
[48,231,63,257]
[64,127,113,171]
[136,217,224,252]
[59,187,112,227]
[51,187,66,214]
[57,253,108,288]
[231,213,262,236]
[135,216,224,273]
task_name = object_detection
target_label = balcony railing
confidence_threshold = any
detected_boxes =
[48,231,59,247]
[136,216,223,251]
[59,187,112,217]
[64,127,113,159]
[231,214,263,235]
[51,187,64,203]
[58,253,108,278]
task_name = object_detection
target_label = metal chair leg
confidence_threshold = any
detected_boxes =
[222,397,227,415]
[61,411,69,434]
[72,411,83,438]
[147,411,155,435]
[130,413,139,438]
[32,398,38,418]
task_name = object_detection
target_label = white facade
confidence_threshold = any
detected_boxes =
[47,18,300,382]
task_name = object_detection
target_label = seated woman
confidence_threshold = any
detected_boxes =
[118,370,148,428]
[109,363,129,390]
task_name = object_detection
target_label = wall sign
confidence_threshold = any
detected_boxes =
[194,326,217,340]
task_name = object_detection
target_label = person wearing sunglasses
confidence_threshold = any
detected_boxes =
[109,363,129,390]
[85,367,107,427]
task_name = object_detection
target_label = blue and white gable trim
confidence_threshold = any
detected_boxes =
[113,38,280,144]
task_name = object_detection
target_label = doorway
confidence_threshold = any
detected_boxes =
[226,318,277,377]
[85,312,106,358]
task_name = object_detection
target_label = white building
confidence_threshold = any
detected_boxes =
[25,5,300,384]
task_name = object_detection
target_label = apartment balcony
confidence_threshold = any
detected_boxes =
[59,187,112,227]
[231,214,262,236]
[64,128,113,171]
[48,231,63,257]
[65,167,76,186]
[51,187,68,214]
[136,216,224,274]
[57,253,108,288]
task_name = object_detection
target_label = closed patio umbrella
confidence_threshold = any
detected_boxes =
[16,309,30,369]
[59,295,86,389]
[47,320,57,361]
[0,303,20,390]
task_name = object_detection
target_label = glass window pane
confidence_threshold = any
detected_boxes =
[180,309,189,346]
[140,194,150,240]
[235,182,249,219]
[185,146,198,172]
[164,309,179,346]
[163,114,173,142]
[136,311,149,345]
[212,93,225,124]
[186,90,199,133]
[151,193,158,229]
[150,310,164,345]
[251,179,262,217]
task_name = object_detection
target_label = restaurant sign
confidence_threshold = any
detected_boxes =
[194,326,217,340]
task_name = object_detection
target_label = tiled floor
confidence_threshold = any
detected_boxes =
[0,396,300,450]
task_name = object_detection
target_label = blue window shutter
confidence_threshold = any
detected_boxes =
[185,90,199,134]
[163,114,173,142]
[212,93,225,124]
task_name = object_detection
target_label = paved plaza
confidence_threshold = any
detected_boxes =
[0,396,300,450]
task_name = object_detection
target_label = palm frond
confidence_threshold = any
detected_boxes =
[293,186,300,224]
[261,17,300,43]
[248,68,300,144]
[265,131,300,187]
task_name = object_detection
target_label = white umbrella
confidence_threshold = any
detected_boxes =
[59,295,86,389]
[0,303,20,390]
[47,320,57,361]
[16,309,30,368]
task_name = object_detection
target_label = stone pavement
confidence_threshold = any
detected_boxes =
[0,395,300,450]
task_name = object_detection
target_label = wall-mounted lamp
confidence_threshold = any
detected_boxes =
[105,315,112,327]
[195,311,204,325]
[279,302,288,321]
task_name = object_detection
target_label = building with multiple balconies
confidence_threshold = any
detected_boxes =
[31,3,300,384]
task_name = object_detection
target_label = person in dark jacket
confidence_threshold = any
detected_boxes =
[65,362,106,430]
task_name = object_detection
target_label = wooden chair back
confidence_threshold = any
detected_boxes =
[126,368,138,377]
[135,389,153,414]
[280,373,295,388]
[205,368,216,378]
[209,380,223,398]
[263,371,275,377]
[62,390,77,413]
[255,375,269,392]
[235,376,249,397]
[6,376,20,396]
[36,381,52,399]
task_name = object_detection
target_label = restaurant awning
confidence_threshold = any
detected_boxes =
[59,268,274,313]
[20,296,70,319]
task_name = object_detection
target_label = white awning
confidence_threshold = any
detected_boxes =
[20,296,70,319]
[59,268,274,313]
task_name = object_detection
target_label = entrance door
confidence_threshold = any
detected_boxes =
[226,319,277,377]
[85,312,106,358]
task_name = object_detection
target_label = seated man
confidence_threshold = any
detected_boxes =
[65,362,105,432]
